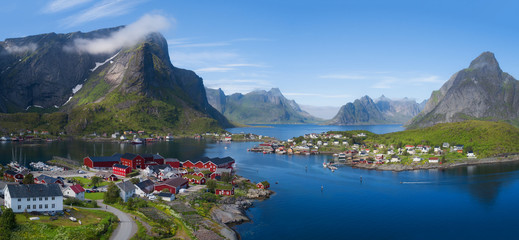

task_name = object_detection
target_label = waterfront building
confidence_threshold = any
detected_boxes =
[4,184,63,213]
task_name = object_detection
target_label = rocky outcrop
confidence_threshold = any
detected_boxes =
[407,52,519,128]
[246,188,273,199]
[211,204,250,225]
[206,87,321,124]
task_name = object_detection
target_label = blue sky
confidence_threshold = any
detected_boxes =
[2,0,519,107]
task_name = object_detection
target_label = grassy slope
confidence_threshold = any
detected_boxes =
[366,120,519,157]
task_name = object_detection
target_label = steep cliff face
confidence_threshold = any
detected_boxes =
[206,87,320,124]
[0,27,231,134]
[328,95,423,125]
[406,52,519,129]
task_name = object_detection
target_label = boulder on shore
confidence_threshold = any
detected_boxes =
[246,188,272,199]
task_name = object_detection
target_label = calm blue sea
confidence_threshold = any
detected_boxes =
[2,124,519,239]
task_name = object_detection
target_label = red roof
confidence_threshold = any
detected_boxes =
[69,184,85,194]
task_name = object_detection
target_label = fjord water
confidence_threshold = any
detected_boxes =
[1,124,519,239]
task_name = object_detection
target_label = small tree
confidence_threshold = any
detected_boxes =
[206,180,217,193]
[22,173,34,184]
[90,176,102,187]
[221,172,232,183]
[0,208,16,231]
[104,182,121,204]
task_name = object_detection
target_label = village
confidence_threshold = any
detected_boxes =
[247,131,479,169]
[0,150,273,239]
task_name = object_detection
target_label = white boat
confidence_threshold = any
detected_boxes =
[131,138,143,144]
[165,135,174,141]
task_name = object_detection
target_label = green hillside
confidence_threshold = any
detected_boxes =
[367,120,519,157]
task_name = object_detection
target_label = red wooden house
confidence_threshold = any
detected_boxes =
[257,181,270,189]
[83,154,121,169]
[34,175,64,185]
[183,174,206,185]
[164,158,180,168]
[113,164,132,177]
[154,177,189,194]
[141,153,165,166]
[4,170,24,182]
[215,184,234,196]
[181,157,235,172]
[121,153,145,169]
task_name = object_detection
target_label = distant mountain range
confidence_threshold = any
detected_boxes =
[206,88,321,124]
[327,95,425,125]
[0,27,231,134]
[406,52,519,128]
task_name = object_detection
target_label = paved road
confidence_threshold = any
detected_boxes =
[91,200,137,240]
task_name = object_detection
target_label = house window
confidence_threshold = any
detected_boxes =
[33,198,36,201]
[18,198,21,202]
[39,204,42,209]
[33,205,36,209]
[27,205,30,209]
[18,205,21,210]
[39,197,42,201]
[45,197,48,200]
[45,204,48,208]
[27,198,30,201]
[52,204,55,208]
[52,197,55,200]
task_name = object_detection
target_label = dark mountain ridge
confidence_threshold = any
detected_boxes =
[0,27,231,134]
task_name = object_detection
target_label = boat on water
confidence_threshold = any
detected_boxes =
[165,135,174,141]
[131,138,144,144]
[8,161,29,172]
[323,161,328,168]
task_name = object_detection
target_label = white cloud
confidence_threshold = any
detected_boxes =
[43,0,92,13]
[62,0,147,27]
[223,63,265,67]
[173,42,230,48]
[195,67,234,73]
[4,43,38,54]
[372,78,397,89]
[319,74,366,80]
[66,14,170,54]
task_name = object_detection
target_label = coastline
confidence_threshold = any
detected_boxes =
[344,154,519,172]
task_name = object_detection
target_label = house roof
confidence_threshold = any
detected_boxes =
[135,179,155,191]
[188,156,235,165]
[140,153,154,159]
[157,192,173,197]
[214,168,232,174]
[146,164,171,173]
[159,177,188,188]
[4,170,19,176]
[6,184,63,198]
[113,164,131,169]
[36,174,60,183]
[69,184,85,194]
[89,156,120,163]
[121,153,139,160]
[165,158,179,163]
[116,181,136,192]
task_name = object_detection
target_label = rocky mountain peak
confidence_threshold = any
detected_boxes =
[468,51,501,72]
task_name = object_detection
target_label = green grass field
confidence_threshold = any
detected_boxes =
[85,192,105,200]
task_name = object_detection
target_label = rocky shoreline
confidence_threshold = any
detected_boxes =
[346,154,519,172]
[210,188,274,239]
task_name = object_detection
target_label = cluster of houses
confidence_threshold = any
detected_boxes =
[84,153,238,200]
